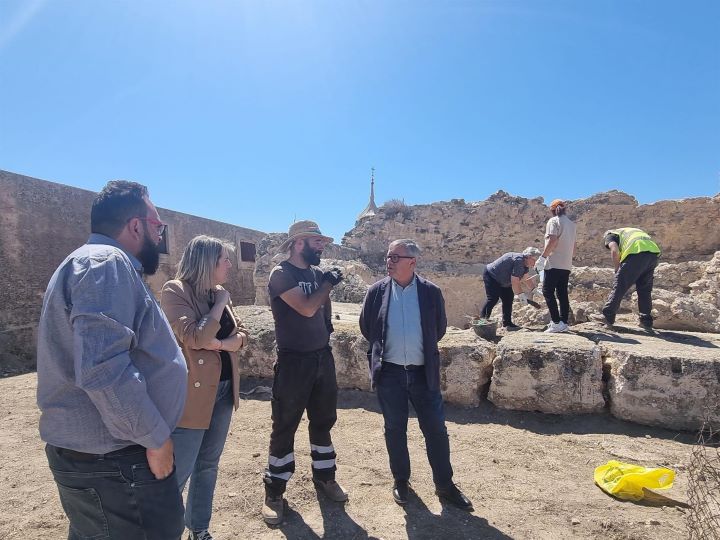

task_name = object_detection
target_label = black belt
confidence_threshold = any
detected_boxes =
[51,444,144,461]
[383,362,425,371]
[277,345,331,357]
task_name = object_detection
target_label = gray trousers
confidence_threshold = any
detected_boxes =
[602,251,659,325]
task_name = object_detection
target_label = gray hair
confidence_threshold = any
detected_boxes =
[388,239,421,258]
[176,235,235,301]
[522,247,541,258]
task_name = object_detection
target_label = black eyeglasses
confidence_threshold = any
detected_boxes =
[386,254,415,263]
[129,216,167,236]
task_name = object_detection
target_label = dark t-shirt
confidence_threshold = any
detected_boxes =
[268,261,331,352]
[213,305,235,381]
[486,252,528,287]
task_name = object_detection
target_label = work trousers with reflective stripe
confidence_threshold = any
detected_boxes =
[264,346,338,496]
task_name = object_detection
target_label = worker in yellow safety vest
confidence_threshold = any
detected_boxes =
[601,228,661,330]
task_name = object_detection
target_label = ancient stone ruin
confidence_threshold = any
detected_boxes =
[243,190,720,433]
[1,172,718,434]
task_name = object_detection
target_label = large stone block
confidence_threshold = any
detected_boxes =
[235,305,276,378]
[488,332,605,414]
[439,329,495,407]
[235,304,369,391]
[235,303,496,405]
[329,324,372,392]
[583,324,720,431]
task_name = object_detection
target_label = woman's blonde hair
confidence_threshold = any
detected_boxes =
[175,235,235,301]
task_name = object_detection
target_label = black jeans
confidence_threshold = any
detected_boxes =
[543,268,571,324]
[375,363,453,489]
[45,444,184,540]
[264,346,338,496]
[603,252,659,325]
[481,270,515,326]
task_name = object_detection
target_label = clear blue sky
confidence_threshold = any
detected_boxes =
[1,1,719,242]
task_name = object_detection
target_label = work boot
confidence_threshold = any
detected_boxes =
[392,480,409,505]
[601,308,615,328]
[313,479,348,502]
[435,483,474,511]
[262,493,284,525]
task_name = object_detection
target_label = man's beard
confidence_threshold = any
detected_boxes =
[138,230,161,275]
[301,241,321,266]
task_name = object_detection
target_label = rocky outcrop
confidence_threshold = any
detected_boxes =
[339,191,720,329]
[655,260,706,293]
[488,332,605,414]
[343,190,720,269]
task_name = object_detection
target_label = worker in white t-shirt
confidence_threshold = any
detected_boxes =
[535,199,577,333]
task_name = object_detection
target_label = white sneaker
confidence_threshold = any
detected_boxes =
[544,322,564,333]
[557,321,569,332]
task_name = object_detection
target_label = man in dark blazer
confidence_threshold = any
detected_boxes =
[359,239,473,510]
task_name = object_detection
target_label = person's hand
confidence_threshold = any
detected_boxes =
[515,293,528,305]
[205,338,223,351]
[322,268,344,286]
[146,438,174,480]
[535,256,547,272]
[213,289,231,308]
[221,331,248,352]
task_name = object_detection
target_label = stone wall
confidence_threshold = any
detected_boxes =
[337,190,719,329]
[0,170,265,374]
[343,190,720,269]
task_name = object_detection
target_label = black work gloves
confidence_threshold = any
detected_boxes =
[322,268,344,286]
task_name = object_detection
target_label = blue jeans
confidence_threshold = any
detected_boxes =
[172,380,234,532]
[375,363,454,488]
[45,443,184,540]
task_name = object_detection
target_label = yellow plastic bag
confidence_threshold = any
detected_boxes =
[594,460,675,501]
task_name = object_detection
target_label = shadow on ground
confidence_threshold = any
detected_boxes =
[240,377,697,446]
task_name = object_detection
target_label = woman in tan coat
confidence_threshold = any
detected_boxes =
[161,235,248,540]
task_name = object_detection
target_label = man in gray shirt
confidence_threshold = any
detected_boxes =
[37,181,188,539]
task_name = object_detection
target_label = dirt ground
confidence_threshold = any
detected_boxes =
[0,371,698,540]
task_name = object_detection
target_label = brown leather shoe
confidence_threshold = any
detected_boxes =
[313,479,349,502]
